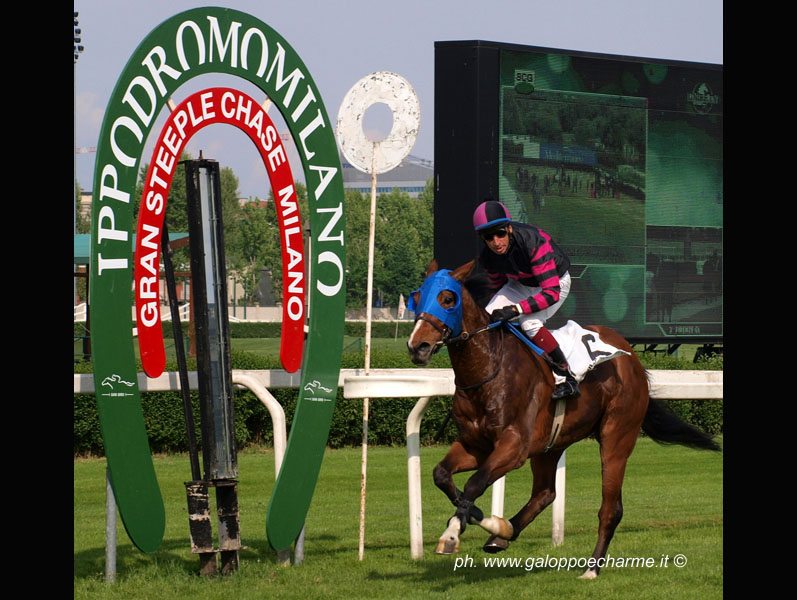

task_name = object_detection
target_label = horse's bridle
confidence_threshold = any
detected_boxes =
[414,312,498,351]
[414,311,505,390]
[414,312,455,348]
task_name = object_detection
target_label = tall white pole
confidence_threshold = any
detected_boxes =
[359,145,378,561]
[336,72,420,561]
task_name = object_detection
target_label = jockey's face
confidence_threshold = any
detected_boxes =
[482,225,512,255]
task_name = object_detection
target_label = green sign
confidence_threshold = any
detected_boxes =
[90,6,346,553]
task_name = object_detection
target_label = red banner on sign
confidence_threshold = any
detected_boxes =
[134,87,306,377]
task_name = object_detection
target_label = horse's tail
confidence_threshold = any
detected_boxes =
[642,396,721,452]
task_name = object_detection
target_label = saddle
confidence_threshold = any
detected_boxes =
[504,320,630,450]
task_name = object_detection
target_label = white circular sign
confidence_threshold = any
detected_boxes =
[335,71,420,174]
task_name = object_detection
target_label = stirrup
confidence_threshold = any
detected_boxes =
[552,374,580,400]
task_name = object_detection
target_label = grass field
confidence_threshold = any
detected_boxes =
[74,437,722,599]
[75,336,409,361]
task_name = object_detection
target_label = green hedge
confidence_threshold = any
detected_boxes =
[73,343,722,456]
[74,347,454,456]
[75,321,419,339]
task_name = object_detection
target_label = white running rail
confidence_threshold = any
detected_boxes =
[74,368,722,560]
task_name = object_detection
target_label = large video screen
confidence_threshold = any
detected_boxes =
[434,42,722,343]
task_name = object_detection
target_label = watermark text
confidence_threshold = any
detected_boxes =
[453,553,688,572]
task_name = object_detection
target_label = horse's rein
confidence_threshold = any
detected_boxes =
[413,313,506,390]
[447,321,501,344]
[415,314,499,350]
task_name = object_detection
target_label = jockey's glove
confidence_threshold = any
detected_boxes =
[490,304,521,323]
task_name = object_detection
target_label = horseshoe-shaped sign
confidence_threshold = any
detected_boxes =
[134,87,305,377]
[89,7,346,553]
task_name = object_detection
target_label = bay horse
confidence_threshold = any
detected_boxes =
[407,260,720,579]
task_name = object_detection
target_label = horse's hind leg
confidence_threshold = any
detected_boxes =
[483,449,564,553]
[580,432,638,579]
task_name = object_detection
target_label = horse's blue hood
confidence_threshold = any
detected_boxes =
[408,270,463,336]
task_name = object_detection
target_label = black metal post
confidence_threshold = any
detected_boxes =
[181,158,243,575]
[185,481,217,576]
[185,159,237,481]
[162,223,202,482]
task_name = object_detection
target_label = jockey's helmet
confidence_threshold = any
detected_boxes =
[473,200,511,231]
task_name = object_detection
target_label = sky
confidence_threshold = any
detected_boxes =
[73,0,722,200]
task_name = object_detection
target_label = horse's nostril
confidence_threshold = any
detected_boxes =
[408,341,432,364]
[418,342,432,357]
[408,341,430,354]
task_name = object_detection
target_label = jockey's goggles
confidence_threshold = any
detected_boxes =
[480,228,509,242]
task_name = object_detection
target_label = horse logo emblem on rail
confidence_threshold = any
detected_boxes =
[100,374,135,397]
[304,380,334,402]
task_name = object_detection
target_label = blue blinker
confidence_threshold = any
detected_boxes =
[408,270,463,337]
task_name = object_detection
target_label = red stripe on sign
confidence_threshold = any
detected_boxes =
[134,87,306,377]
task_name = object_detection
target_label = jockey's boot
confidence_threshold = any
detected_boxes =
[528,327,581,400]
[547,347,581,400]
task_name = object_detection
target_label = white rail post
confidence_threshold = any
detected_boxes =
[230,373,297,564]
[490,477,506,518]
[406,396,433,559]
[552,451,566,546]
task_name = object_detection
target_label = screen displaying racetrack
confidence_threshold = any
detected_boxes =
[495,48,722,342]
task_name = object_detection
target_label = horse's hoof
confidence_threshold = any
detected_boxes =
[483,535,509,553]
[578,569,598,580]
[435,537,460,555]
[479,515,514,540]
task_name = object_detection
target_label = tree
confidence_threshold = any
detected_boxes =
[235,201,272,305]
[75,180,89,303]
[258,181,309,304]
[343,189,370,308]
[376,185,434,305]
[134,151,242,270]
[75,180,91,234]
[219,166,243,260]
[343,180,434,309]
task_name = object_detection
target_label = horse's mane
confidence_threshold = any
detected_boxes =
[462,259,493,309]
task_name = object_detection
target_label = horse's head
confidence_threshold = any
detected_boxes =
[407,260,475,365]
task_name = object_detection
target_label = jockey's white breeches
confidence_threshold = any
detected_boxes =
[485,272,571,337]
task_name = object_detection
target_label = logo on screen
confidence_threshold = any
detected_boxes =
[687,83,720,115]
[514,70,536,94]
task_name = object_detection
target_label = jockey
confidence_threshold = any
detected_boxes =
[473,200,579,399]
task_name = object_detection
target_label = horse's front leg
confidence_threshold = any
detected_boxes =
[436,433,524,554]
[483,449,565,553]
[460,433,525,539]
[432,440,488,554]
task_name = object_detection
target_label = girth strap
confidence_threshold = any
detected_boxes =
[544,397,567,452]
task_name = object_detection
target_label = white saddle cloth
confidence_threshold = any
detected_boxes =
[549,320,630,384]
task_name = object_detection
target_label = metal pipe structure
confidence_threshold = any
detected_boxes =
[183,159,242,575]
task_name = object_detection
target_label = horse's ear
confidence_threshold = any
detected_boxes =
[425,259,439,277]
[451,260,476,281]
